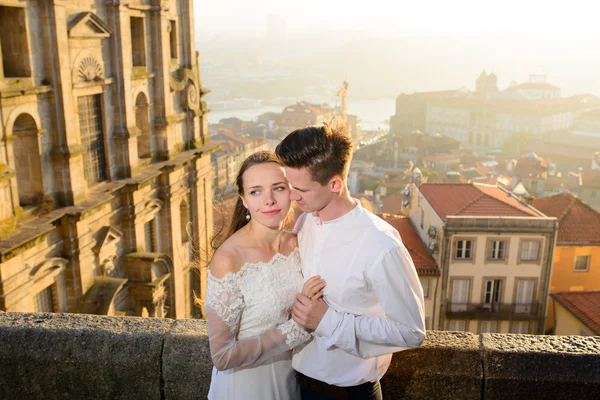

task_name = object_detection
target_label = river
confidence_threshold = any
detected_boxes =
[207,97,396,131]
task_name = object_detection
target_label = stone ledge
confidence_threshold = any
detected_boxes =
[0,313,172,400]
[382,331,482,400]
[163,319,211,400]
[1,313,600,399]
[482,334,600,400]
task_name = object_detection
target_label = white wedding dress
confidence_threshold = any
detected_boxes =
[205,248,311,400]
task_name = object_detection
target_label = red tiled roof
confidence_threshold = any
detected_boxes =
[472,174,512,188]
[380,214,439,276]
[533,193,600,246]
[419,183,542,220]
[551,291,600,335]
[215,130,255,145]
[512,153,548,180]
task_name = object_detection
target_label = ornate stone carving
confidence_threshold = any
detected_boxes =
[101,258,118,278]
[93,226,122,277]
[77,57,103,82]
[68,12,112,38]
[182,83,199,110]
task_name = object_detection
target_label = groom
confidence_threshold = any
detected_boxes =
[276,124,426,400]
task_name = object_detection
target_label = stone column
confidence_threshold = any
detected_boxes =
[44,0,87,205]
[193,156,214,317]
[106,1,141,178]
[149,2,178,160]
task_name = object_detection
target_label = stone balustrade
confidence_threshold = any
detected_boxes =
[1,312,599,399]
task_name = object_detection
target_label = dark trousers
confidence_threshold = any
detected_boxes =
[298,372,383,400]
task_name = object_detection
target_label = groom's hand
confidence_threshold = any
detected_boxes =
[292,293,328,331]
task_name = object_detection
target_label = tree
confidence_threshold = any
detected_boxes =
[503,132,533,156]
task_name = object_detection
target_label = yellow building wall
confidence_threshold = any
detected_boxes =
[549,246,600,293]
[545,245,600,332]
[553,301,595,336]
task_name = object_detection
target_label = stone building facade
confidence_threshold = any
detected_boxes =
[0,0,215,319]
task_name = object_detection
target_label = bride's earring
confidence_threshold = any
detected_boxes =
[245,209,251,221]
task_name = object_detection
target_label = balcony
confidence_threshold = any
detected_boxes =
[446,302,540,320]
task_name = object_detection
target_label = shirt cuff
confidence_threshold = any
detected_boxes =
[314,306,341,338]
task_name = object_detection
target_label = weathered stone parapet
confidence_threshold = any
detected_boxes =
[1,313,600,400]
[482,334,600,400]
[381,331,482,400]
[0,313,172,400]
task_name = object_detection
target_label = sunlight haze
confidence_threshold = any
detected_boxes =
[195,0,599,38]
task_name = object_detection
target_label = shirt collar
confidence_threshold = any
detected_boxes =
[313,198,361,225]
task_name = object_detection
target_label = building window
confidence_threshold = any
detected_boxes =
[34,285,55,313]
[448,320,467,331]
[12,114,43,207]
[144,219,157,252]
[420,278,430,299]
[450,279,470,312]
[511,321,529,334]
[487,240,507,261]
[78,95,106,185]
[520,240,540,261]
[574,255,590,272]
[180,199,190,244]
[169,20,178,60]
[0,6,32,78]
[515,279,535,313]
[483,279,502,311]
[455,240,473,260]
[479,321,498,333]
[135,92,151,158]
[130,17,146,67]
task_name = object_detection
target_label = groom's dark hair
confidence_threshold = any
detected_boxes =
[275,122,353,185]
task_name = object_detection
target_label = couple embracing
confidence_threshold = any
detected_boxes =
[205,124,426,400]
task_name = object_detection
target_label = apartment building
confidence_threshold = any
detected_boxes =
[406,183,557,334]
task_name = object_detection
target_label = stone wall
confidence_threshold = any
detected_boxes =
[1,312,599,399]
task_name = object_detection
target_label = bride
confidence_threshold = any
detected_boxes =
[205,151,325,400]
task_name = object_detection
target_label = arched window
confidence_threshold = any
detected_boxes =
[13,113,43,206]
[135,92,151,159]
[30,258,68,313]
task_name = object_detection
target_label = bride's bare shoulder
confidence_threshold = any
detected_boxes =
[280,231,298,255]
[209,238,245,279]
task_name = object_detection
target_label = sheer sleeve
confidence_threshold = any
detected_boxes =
[205,271,311,371]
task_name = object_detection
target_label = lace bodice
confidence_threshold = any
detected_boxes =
[205,248,311,371]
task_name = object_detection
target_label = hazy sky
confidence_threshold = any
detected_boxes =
[194,1,600,97]
[194,0,599,38]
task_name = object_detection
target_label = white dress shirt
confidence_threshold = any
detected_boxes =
[292,200,426,387]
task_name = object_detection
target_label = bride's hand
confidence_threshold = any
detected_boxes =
[301,276,326,301]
